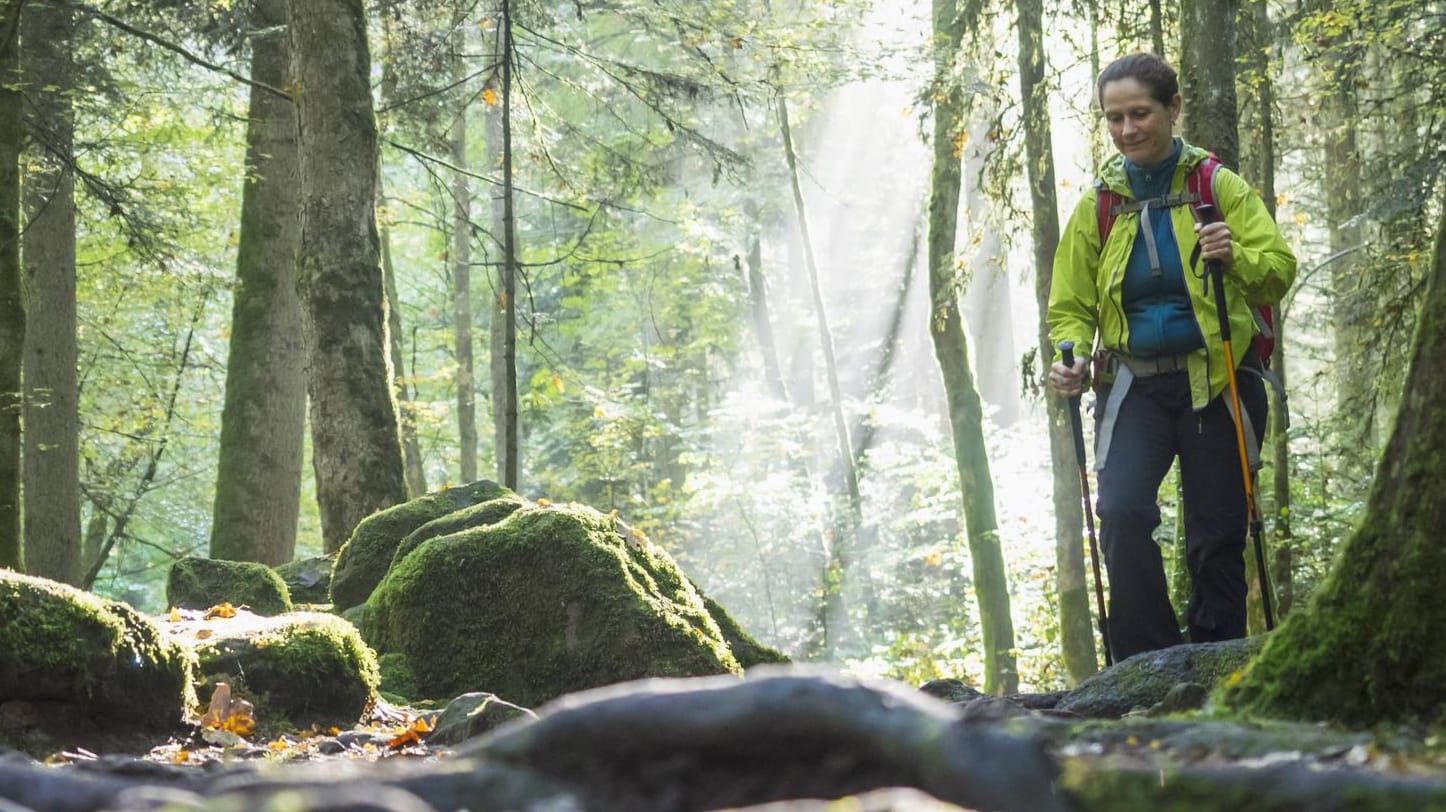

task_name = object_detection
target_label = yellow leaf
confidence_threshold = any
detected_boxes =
[593,405,606,418]
[205,603,237,619]
[1276,193,1289,208]
[483,87,499,106]
[171,749,190,764]
[195,629,213,640]
[552,374,565,393]
[924,550,943,567]
[168,607,181,622]
[1293,213,1308,227]
[951,130,968,158]
[536,498,551,507]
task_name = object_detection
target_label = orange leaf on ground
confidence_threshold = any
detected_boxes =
[204,603,237,619]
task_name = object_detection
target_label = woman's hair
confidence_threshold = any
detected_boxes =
[1097,53,1178,108]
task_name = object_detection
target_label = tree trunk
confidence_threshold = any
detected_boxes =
[288,0,406,552]
[1180,0,1240,169]
[930,0,1016,695]
[1239,0,1292,620]
[777,95,866,657]
[1221,201,1446,726]
[1016,0,1094,682]
[451,24,477,484]
[210,0,305,565]
[497,0,520,490]
[742,199,787,402]
[20,0,79,584]
[0,0,24,572]
[377,10,427,499]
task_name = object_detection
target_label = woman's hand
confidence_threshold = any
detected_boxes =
[1194,220,1233,262]
[1049,357,1088,397]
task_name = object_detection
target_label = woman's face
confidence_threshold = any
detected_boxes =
[1100,77,1181,166]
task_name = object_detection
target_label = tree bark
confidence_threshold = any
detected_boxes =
[0,0,24,572]
[210,0,305,565]
[929,0,1017,695]
[1017,0,1094,682]
[451,23,477,484]
[496,0,519,490]
[1180,0,1240,169]
[742,199,787,402]
[1221,201,1446,726]
[288,0,406,552]
[20,0,79,584]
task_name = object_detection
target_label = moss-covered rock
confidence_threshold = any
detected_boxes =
[330,480,516,611]
[180,611,378,729]
[1057,637,1265,718]
[389,495,526,570]
[274,555,335,605]
[363,502,741,706]
[167,556,292,616]
[0,571,196,731]
[699,592,789,668]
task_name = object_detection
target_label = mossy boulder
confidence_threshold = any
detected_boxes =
[175,610,379,728]
[167,556,292,616]
[0,571,196,730]
[273,555,335,605]
[389,495,526,569]
[1057,637,1266,718]
[363,502,742,706]
[699,592,789,668]
[330,480,516,611]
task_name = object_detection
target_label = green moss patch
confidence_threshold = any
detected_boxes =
[363,502,741,706]
[184,611,379,729]
[330,480,515,611]
[167,556,292,616]
[0,570,196,730]
[390,495,526,570]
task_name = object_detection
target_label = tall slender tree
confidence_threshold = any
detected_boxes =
[1018,0,1095,681]
[928,0,1017,695]
[0,0,24,572]
[450,19,478,484]
[288,0,407,551]
[495,0,520,490]
[21,0,79,584]
[210,0,305,565]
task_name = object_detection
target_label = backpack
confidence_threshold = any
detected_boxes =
[1094,154,1276,366]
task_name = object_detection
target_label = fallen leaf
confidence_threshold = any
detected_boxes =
[168,608,182,622]
[195,629,213,640]
[483,87,499,106]
[205,603,238,620]
[387,716,433,749]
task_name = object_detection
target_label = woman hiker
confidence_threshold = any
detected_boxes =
[1047,53,1296,661]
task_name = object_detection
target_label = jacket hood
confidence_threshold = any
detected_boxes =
[1096,139,1212,197]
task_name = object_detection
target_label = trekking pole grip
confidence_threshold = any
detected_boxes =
[1197,204,1232,342]
[1058,341,1087,462]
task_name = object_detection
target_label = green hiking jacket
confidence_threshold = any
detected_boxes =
[1048,140,1297,410]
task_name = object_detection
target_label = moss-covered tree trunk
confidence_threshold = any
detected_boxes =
[1018,0,1095,682]
[1221,201,1446,725]
[288,0,406,551]
[0,0,24,572]
[928,0,1016,695]
[20,0,79,584]
[211,0,305,565]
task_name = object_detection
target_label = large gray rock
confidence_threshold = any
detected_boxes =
[430,692,536,746]
[330,480,516,611]
[363,502,742,706]
[273,555,335,605]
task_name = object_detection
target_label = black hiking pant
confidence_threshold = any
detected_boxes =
[1094,356,1267,661]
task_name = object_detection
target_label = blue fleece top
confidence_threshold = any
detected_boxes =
[1121,138,1204,357]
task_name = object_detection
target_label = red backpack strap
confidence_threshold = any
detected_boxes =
[1186,152,1222,217]
[1096,183,1123,244]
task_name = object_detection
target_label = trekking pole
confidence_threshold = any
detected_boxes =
[1197,204,1276,631]
[1059,341,1112,666]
